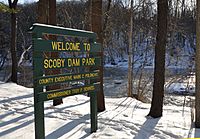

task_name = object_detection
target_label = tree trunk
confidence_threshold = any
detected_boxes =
[10,12,17,83]
[181,0,185,17]
[9,0,18,83]
[103,0,112,32]
[49,0,63,106]
[91,0,105,112]
[128,0,133,97]
[49,0,56,25]
[38,0,63,106]
[195,0,200,128]
[148,0,168,118]
[37,0,48,24]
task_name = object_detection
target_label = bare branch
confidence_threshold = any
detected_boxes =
[13,0,18,7]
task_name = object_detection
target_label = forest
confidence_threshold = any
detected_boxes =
[0,0,200,138]
[0,0,196,73]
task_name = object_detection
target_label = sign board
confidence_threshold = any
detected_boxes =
[31,23,101,139]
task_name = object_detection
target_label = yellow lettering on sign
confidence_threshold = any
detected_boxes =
[83,43,90,51]
[82,74,85,78]
[55,77,63,82]
[85,72,98,78]
[52,41,63,50]
[82,58,95,66]
[68,58,80,67]
[46,85,96,100]
[39,78,54,85]
[51,41,80,51]
[66,42,80,51]
[54,75,73,82]
[84,86,95,92]
[43,59,65,69]
[72,88,80,94]
[47,90,71,99]
[73,74,81,80]
[91,72,98,77]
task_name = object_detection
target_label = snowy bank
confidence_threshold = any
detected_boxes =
[0,83,199,139]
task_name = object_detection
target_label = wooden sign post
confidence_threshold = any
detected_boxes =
[31,23,101,139]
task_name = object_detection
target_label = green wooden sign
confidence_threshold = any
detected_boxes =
[33,57,101,69]
[31,23,101,139]
[34,39,101,52]
[37,83,100,102]
[35,71,100,86]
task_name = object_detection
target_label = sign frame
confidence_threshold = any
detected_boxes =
[31,23,101,139]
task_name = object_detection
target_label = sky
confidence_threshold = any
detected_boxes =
[0,0,38,4]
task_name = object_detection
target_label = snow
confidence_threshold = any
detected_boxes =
[31,23,94,34]
[0,82,200,139]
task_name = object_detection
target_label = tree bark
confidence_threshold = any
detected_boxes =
[9,0,18,83]
[49,0,56,25]
[195,0,200,128]
[10,12,17,83]
[128,0,133,97]
[37,0,48,24]
[49,0,63,106]
[91,0,105,112]
[148,0,168,118]
[103,0,112,32]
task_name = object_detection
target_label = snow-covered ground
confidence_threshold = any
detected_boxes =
[0,82,200,139]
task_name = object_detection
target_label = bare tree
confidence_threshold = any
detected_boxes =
[148,0,168,118]
[195,0,200,128]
